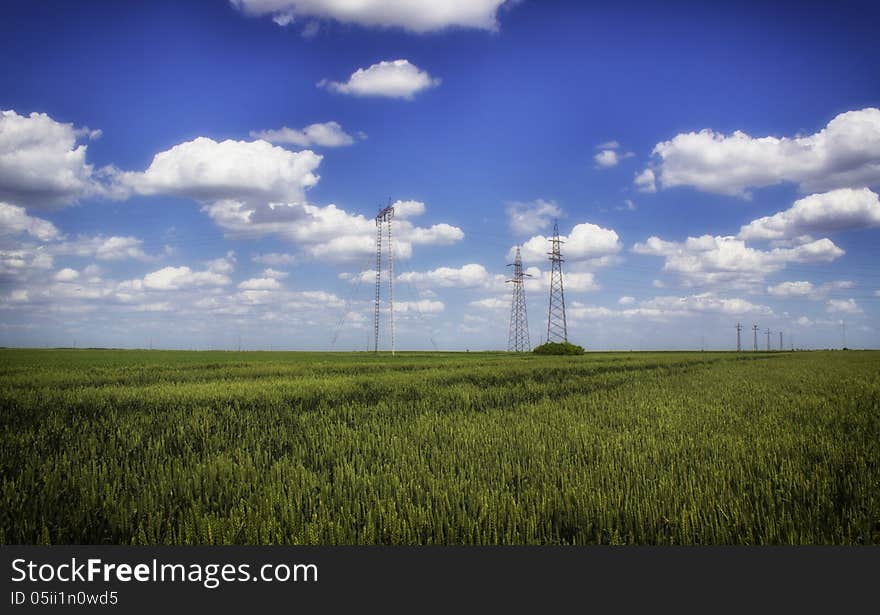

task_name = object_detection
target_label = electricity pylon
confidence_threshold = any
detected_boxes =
[736,322,742,352]
[546,221,568,343]
[779,330,783,351]
[765,328,771,351]
[374,200,395,355]
[752,324,759,351]
[507,246,532,352]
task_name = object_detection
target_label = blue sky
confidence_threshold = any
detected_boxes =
[1,0,879,350]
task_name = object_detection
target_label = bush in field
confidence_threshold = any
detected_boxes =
[532,342,585,355]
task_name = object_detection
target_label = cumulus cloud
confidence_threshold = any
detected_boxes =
[514,222,622,264]
[252,252,297,266]
[0,109,118,209]
[739,188,880,240]
[52,235,152,261]
[505,199,562,235]
[594,142,634,169]
[0,202,61,241]
[644,107,880,196]
[121,137,322,203]
[398,264,492,289]
[318,59,440,99]
[53,268,79,282]
[203,198,463,263]
[567,292,773,323]
[391,199,426,219]
[395,299,444,314]
[826,298,862,314]
[139,266,232,291]
[633,234,844,288]
[766,280,854,298]
[249,121,358,147]
[0,247,53,280]
[238,277,282,290]
[634,168,656,193]
[230,0,510,33]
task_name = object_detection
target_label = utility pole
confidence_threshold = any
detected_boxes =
[779,330,783,351]
[841,321,847,349]
[546,221,568,343]
[735,322,742,352]
[374,200,395,355]
[765,328,771,351]
[507,246,532,352]
[752,324,759,351]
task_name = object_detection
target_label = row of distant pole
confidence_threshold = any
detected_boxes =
[736,323,788,352]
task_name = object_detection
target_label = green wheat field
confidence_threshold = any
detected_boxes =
[1,348,878,545]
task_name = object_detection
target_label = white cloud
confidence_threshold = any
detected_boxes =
[52,235,151,261]
[238,277,282,290]
[634,168,656,193]
[395,299,444,314]
[140,266,232,291]
[0,110,118,209]
[204,199,463,263]
[230,0,510,33]
[249,121,358,147]
[618,296,635,305]
[391,200,426,219]
[505,199,562,235]
[766,280,854,298]
[398,264,492,289]
[596,140,620,150]
[515,222,622,264]
[0,202,61,241]
[53,268,79,282]
[204,253,236,274]
[121,137,322,203]
[639,293,773,316]
[252,252,297,266]
[0,247,53,280]
[594,149,634,169]
[766,281,814,297]
[645,107,880,196]
[262,268,288,279]
[826,298,862,314]
[318,59,440,99]
[739,188,880,240]
[567,292,772,323]
[469,297,508,311]
[633,234,844,288]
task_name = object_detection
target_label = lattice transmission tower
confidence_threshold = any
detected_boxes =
[507,246,532,352]
[546,221,568,343]
[736,322,742,352]
[373,200,395,355]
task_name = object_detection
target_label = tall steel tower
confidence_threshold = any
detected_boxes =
[507,246,532,352]
[736,322,742,352]
[374,200,395,355]
[765,328,771,351]
[546,221,568,343]
[752,324,759,351]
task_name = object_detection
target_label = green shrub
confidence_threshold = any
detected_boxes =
[532,342,585,355]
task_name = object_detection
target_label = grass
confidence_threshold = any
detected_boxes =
[1,349,878,545]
